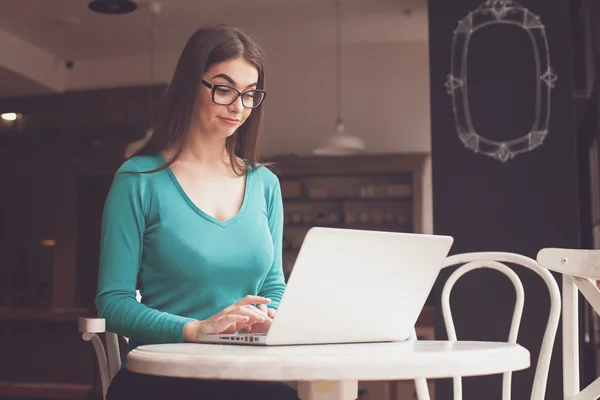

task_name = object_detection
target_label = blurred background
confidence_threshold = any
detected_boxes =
[0,0,598,399]
[0,1,433,399]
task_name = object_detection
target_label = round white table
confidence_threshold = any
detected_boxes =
[127,341,530,400]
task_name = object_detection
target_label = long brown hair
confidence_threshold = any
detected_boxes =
[133,24,267,175]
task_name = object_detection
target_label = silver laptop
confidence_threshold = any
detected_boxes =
[197,227,454,346]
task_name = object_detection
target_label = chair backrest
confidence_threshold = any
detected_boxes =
[432,252,561,400]
[105,290,142,376]
[79,290,141,400]
[537,247,600,400]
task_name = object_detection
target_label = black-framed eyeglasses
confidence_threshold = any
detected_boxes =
[201,80,266,109]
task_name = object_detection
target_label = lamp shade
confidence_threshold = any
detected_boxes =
[313,120,365,156]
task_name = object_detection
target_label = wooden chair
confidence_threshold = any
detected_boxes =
[537,247,600,400]
[78,290,141,400]
[412,252,561,400]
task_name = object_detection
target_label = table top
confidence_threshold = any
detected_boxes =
[127,340,530,381]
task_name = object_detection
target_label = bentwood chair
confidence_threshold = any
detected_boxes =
[412,252,560,400]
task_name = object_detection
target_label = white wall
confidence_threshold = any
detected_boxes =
[0,28,67,93]
[67,41,432,156]
[261,41,433,234]
[261,41,430,154]
[66,40,433,233]
[66,41,431,156]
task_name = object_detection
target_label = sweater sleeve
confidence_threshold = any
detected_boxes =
[95,162,194,344]
[258,178,287,309]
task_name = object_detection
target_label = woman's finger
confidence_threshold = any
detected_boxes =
[206,314,249,334]
[220,324,239,334]
[218,314,249,327]
[232,306,271,324]
[240,305,273,323]
[258,304,269,317]
[237,295,271,306]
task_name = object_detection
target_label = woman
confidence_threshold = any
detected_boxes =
[96,24,299,400]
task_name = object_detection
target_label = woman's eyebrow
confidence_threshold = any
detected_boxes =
[211,73,257,88]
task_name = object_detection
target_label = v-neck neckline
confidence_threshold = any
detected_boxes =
[158,152,252,228]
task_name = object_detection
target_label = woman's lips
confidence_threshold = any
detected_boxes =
[218,117,240,126]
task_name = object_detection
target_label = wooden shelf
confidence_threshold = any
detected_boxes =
[0,308,87,322]
[267,153,428,176]
[284,223,408,231]
[0,381,93,399]
[283,197,413,203]
[272,153,430,315]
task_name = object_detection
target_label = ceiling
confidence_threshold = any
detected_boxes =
[0,66,53,98]
[0,0,427,99]
[0,0,426,60]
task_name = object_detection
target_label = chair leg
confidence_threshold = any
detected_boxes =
[106,332,122,380]
[563,275,580,398]
[82,333,111,400]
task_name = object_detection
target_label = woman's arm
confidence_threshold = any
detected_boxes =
[95,162,195,344]
[257,179,286,308]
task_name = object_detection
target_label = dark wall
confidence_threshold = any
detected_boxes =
[0,84,166,149]
[0,84,167,311]
[428,0,579,398]
[0,85,166,392]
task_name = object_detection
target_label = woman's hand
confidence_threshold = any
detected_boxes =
[244,305,277,334]
[183,295,272,342]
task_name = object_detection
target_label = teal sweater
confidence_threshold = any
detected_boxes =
[95,153,286,364]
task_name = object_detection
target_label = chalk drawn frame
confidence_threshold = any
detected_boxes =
[444,0,558,162]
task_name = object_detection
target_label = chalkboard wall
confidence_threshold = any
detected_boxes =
[428,0,579,398]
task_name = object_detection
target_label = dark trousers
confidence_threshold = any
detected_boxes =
[107,368,300,400]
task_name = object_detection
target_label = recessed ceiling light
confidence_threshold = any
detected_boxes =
[1,113,18,121]
[88,0,138,15]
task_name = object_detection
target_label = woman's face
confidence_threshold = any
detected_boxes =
[196,57,260,140]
